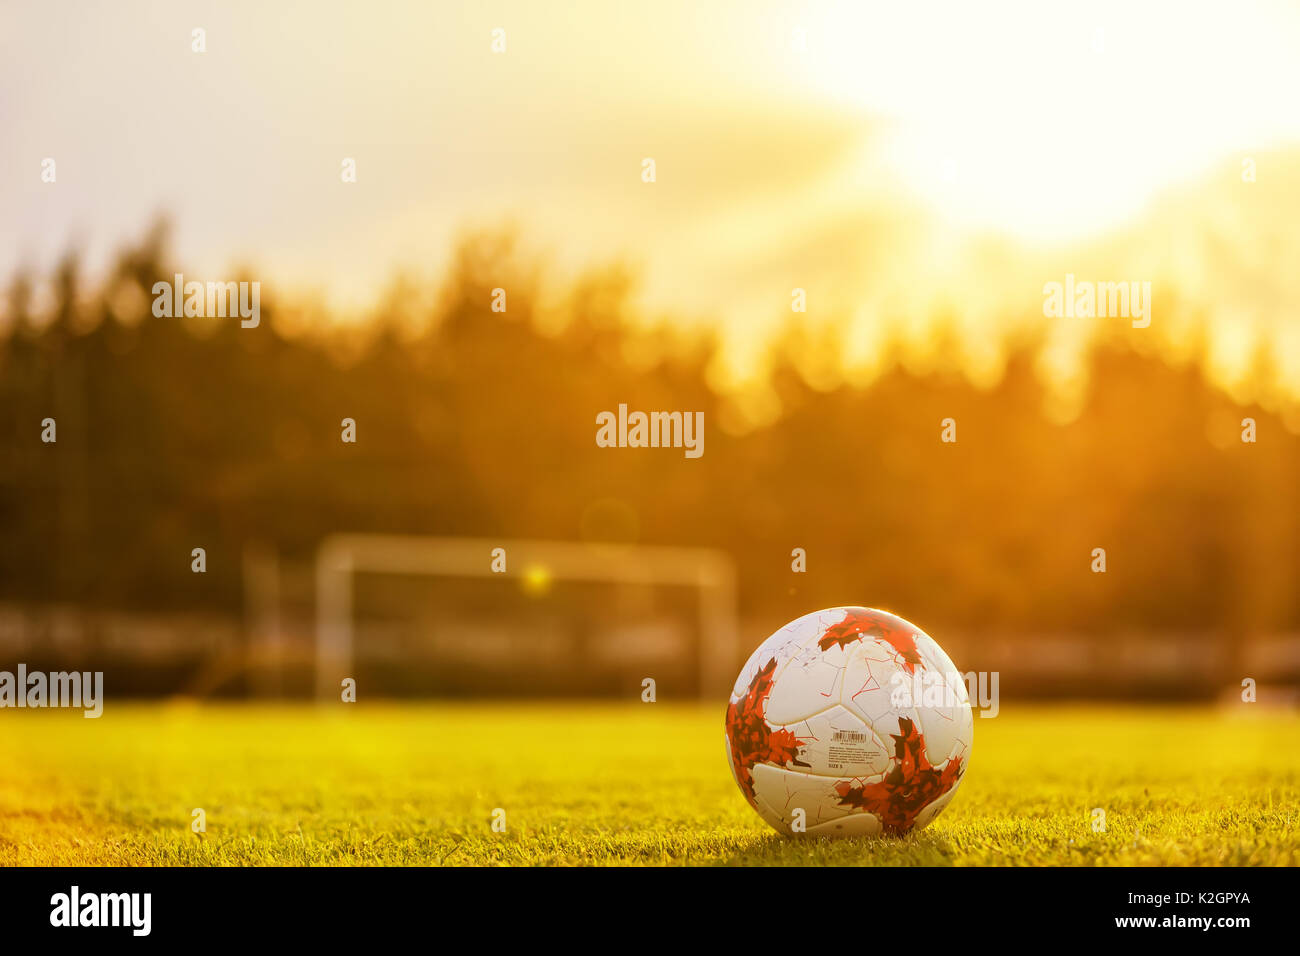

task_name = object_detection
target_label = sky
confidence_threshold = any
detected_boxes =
[3,0,1300,395]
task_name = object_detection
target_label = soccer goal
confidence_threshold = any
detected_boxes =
[314,534,738,700]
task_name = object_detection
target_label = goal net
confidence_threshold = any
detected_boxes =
[313,534,738,700]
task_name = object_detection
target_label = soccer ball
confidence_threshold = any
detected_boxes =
[725,606,973,837]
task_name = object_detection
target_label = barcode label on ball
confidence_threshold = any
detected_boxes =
[833,730,867,743]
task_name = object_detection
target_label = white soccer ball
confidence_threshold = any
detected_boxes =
[725,606,973,837]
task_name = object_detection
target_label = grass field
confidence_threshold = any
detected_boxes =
[0,702,1296,866]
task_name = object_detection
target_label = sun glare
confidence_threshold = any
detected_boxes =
[794,1,1300,240]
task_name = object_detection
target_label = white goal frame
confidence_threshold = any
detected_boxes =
[315,534,738,700]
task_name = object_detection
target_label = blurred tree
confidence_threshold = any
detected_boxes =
[0,224,1296,646]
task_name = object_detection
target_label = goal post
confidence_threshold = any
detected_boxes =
[314,534,738,700]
